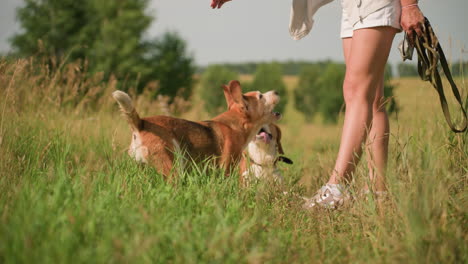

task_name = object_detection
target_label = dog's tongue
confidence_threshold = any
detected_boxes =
[258,131,272,143]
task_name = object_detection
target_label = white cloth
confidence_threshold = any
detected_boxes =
[341,0,394,27]
[289,0,334,40]
[340,0,402,38]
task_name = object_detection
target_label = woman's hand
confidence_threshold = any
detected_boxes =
[400,5,425,40]
[211,0,232,9]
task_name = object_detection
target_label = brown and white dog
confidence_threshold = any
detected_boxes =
[112,80,280,177]
[239,123,293,186]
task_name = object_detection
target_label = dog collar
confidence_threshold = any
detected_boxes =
[274,156,293,165]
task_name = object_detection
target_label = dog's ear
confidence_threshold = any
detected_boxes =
[223,80,246,109]
[273,124,285,155]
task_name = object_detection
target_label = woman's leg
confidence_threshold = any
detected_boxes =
[366,77,389,192]
[328,27,396,185]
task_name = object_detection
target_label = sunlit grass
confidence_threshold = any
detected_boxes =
[0,58,466,263]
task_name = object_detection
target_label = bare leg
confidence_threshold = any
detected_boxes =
[328,27,396,185]
[366,77,389,192]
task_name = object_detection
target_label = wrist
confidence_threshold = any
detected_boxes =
[402,3,418,9]
[400,0,418,6]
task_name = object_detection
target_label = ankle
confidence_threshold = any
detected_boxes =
[327,179,339,185]
[327,177,349,186]
[327,174,341,185]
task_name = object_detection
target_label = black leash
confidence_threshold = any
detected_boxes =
[400,17,467,133]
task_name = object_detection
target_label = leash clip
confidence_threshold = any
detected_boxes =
[399,32,415,61]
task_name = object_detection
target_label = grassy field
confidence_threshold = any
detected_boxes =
[0,59,467,263]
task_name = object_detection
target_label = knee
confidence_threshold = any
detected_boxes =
[343,75,376,106]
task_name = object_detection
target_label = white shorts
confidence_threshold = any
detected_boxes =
[340,1,402,38]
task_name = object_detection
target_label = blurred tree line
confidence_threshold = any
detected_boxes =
[11,0,195,102]
[12,0,465,121]
[197,60,333,76]
[397,62,467,77]
[199,61,468,78]
[450,61,468,76]
[397,63,419,77]
[199,63,288,115]
[200,61,397,124]
[294,63,397,123]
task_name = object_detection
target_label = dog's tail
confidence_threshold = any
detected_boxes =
[112,90,142,131]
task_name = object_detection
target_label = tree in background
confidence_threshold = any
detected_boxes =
[11,0,194,101]
[246,63,288,114]
[142,32,195,101]
[451,61,468,77]
[12,0,93,59]
[199,65,239,115]
[397,63,418,77]
[294,63,344,123]
[314,63,346,123]
[295,63,398,123]
[11,0,151,75]
[293,65,321,121]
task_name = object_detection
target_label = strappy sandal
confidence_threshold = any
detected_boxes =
[303,184,350,210]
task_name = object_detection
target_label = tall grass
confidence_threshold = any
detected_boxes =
[0,58,466,263]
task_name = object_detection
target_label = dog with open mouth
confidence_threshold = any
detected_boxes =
[239,123,293,186]
[112,80,281,177]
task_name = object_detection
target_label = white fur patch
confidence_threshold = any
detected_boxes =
[263,91,278,111]
[172,139,181,153]
[247,125,276,166]
[244,128,283,183]
[172,139,186,170]
[128,132,148,163]
[112,91,133,113]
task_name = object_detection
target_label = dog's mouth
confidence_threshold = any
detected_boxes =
[256,127,273,144]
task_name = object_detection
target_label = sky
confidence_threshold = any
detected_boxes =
[1,0,467,66]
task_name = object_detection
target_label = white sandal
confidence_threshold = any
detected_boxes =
[303,184,350,210]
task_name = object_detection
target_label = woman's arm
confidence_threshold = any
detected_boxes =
[400,0,425,39]
[211,0,232,9]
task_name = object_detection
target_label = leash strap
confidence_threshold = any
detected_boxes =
[410,17,467,133]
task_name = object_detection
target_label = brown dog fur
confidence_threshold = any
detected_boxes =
[113,80,280,177]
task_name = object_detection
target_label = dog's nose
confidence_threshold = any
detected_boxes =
[274,91,279,96]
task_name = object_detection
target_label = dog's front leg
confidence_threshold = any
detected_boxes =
[219,156,233,177]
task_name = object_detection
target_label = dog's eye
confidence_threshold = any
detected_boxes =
[258,94,263,99]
